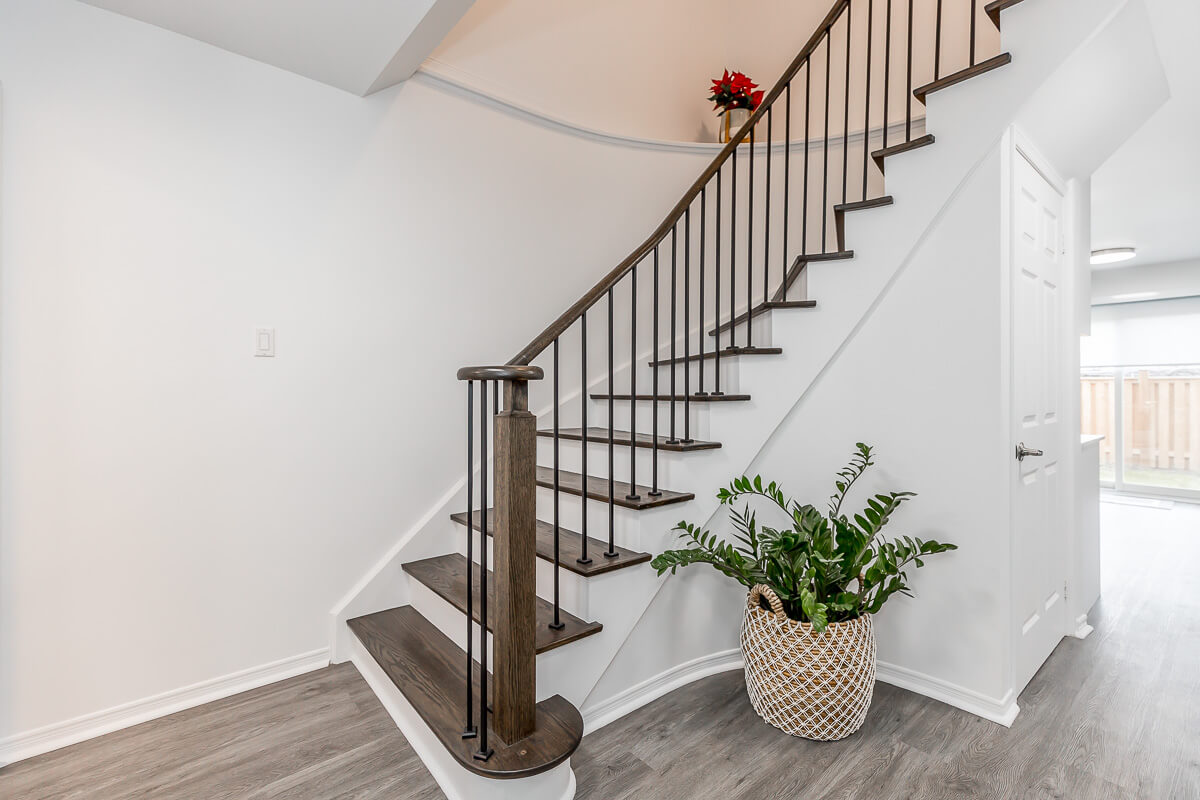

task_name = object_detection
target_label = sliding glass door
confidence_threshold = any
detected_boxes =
[1081,365,1200,499]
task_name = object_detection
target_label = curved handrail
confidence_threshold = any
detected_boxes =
[457,365,545,382]
[508,0,851,366]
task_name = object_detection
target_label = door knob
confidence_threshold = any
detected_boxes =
[1015,442,1044,461]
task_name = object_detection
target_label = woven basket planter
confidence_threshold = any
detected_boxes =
[741,585,877,741]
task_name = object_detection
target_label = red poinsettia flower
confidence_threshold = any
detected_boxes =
[708,68,763,114]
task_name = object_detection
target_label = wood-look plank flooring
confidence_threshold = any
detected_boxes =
[0,662,445,800]
[4,500,1197,799]
[572,499,1200,799]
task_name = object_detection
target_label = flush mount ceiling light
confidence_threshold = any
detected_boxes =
[1090,247,1136,265]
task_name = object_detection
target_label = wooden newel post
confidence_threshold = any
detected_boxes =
[492,378,537,743]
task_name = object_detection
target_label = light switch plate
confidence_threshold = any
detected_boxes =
[255,327,275,357]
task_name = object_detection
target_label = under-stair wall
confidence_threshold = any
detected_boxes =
[589,144,1015,723]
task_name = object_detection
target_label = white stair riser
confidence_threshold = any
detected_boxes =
[535,437,715,488]
[532,484,653,541]
[589,398,715,439]
[705,306,774,348]
[639,354,744,395]
[407,575,600,707]
[455,533,592,619]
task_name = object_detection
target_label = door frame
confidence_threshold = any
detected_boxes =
[1001,126,1079,697]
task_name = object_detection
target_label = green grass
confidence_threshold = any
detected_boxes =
[1119,467,1200,492]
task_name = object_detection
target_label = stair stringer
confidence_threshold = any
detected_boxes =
[577,0,1132,723]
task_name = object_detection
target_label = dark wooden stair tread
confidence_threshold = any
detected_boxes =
[709,302,817,338]
[648,346,783,368]
[914,53,1012,103]
[537,426,720,452]
[347,606,582,779]
[536,466,694,509]
[772,249,854,301]
[872,134,936,172]
[451,509,652,576]
[589,392,750,403]
[985,0,1026,27]
[834,195,895,214]
[403,554,602,653]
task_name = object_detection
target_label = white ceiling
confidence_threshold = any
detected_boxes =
[1091,0,1200,270]
[77,0,475,96]
[1016,0,1168,184]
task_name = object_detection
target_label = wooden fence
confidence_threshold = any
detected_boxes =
[1081,371,1200,473]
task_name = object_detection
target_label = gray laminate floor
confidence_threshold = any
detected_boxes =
[0,663,446,800]
[3,499,1197,799]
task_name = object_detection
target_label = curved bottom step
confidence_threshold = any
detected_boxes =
[348,606,583,780]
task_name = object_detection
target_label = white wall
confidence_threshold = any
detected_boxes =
[428,0,986,143]
[0,0,720,747]
[428,0,814,143]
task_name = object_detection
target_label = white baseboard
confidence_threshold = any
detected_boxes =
[0,648,330,767]
[580,649,744,735]
[875,660,1020,727]
[1072,613,1094,640]
[580,651,1019,734]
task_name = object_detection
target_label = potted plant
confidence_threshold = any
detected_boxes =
[652,444,956,740]
[709,69,765,143]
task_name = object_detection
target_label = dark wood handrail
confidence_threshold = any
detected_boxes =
[508,0,851,366]
[457,365,545,382]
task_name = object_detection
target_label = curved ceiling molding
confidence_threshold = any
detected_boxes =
[417,57,923,156]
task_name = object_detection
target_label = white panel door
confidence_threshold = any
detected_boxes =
[1012,150,1067,693]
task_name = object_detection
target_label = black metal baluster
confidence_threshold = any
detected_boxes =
[730,148,737,353]
[627,265,640,501]
[579,312,591,565]
[550,341,564,630]
[651,242,664,496]
[863,0,874,202]
[667,230,677,445]
[475,381,491,761]
[765,106,772,305]
[698,187,708,396]
[604,291,614,561]
[935,0,944,79]
[747,124,754,350]
[714,169,723,397]
[970,0,978,66]
[823,29,831,252]
[683,207,693,443]
[906,0,914,141]
[883,0,893,151]
[783,84,792,294]
[462,380,476,739]
[607,288,617,555]
[803,61,811,262]
[843,0,852,205]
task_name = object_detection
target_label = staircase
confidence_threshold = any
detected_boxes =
[339,0,1086,796]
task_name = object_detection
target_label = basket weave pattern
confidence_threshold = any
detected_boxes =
[741,585,876,740]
